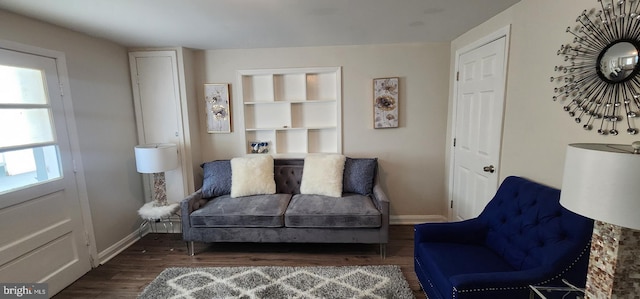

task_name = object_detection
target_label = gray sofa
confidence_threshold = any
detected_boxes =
[180,158,389,256]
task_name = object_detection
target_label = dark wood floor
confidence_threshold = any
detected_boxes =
[53,225,426,298]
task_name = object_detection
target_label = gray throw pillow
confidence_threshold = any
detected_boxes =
[342,158,377,195]
[201,160,231,198]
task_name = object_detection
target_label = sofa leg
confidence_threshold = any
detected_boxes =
[380,244,386,259]
[186,241,195,256]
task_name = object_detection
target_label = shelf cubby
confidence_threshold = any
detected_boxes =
[274,73,306,102]
[244,102,291,130]
[276,129,307,154]
[308,129,338,153]
[291,101,337,128]
[306,72,338,101]
[242,74,274,102]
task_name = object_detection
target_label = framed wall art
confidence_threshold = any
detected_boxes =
[205,83,231,133]
[373,77,399,129]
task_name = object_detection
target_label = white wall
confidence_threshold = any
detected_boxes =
[0,10,144,254]
[196,43,451,219]
[447,0,640,198]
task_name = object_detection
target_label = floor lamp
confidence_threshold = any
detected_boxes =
[560,143,640,298]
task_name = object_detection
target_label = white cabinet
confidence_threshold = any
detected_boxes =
[129,48,201,203]
[237,67,342,156]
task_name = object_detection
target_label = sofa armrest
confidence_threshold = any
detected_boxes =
[180,189,205,214]
[414,219,487,245]
[371,183,390,243]
[371,184,389,212]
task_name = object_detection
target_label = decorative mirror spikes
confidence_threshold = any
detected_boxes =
[552,0,640,135]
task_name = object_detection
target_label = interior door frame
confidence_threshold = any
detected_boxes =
[447,25,511,221]
[0,39,98,266]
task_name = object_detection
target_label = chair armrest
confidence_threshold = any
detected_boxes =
[414,218,487,245]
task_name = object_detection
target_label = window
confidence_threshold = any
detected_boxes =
[0,64,62,194]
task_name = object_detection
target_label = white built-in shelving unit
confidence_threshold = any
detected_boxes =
[237,67,342,156]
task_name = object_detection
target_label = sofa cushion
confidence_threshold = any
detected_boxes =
[285,193,381,228]
[415,242,515,297]
[300,154,346,197]
[190,194,292,227]
[343,157,377,195]
[201,160,231,198]
[231,155,276,198]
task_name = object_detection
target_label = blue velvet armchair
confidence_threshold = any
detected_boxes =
[414,176,593,299]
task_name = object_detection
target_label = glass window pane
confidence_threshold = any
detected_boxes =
[0,145,62,195]
[0,65,47,105]
[0,109,55,149]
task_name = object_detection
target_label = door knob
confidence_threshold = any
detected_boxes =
[483,165,495,173]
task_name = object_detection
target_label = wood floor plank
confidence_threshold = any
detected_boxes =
[53,225,426,298]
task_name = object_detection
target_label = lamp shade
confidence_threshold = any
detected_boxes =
[560,143,640,230]
[134,143,178,173]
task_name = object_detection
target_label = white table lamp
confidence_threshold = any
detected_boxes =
[560,143,640,298]
[134,143,178,206]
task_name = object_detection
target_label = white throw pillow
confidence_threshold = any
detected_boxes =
[230,155,276,198]
[300,154,346,197]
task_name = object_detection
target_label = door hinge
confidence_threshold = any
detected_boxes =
[453,138,456,147]
[72,159,78,173]
[84,231,91,247]
[59,83,64,97]
[450,200,453,209]
[456,71,459,81]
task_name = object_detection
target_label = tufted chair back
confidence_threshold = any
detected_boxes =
[478,176,593,273]
[273,159,304,194]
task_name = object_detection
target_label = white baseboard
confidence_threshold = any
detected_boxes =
[97,230,142,265]
[390,215,447,225]
[97,218,182,265]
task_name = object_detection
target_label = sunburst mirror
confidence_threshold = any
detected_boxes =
[552,0,640,135]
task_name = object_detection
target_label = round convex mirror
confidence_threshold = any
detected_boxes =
[597,41,640,83]
[553,2,640,136]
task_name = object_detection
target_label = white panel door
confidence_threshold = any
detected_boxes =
[0,48,91,295]
[453,36,507,221]
[129,51,186,203]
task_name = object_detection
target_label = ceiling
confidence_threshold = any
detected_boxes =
[0,0,521,50]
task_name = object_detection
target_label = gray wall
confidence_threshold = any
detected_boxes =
[0,9,144,254]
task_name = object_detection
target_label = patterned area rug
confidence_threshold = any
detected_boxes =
[138,265,415,299]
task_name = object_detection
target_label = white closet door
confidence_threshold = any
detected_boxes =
[129,51,187,203]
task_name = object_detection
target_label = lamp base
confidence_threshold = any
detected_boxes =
[586,220,640,299]
[153,172,168,206]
